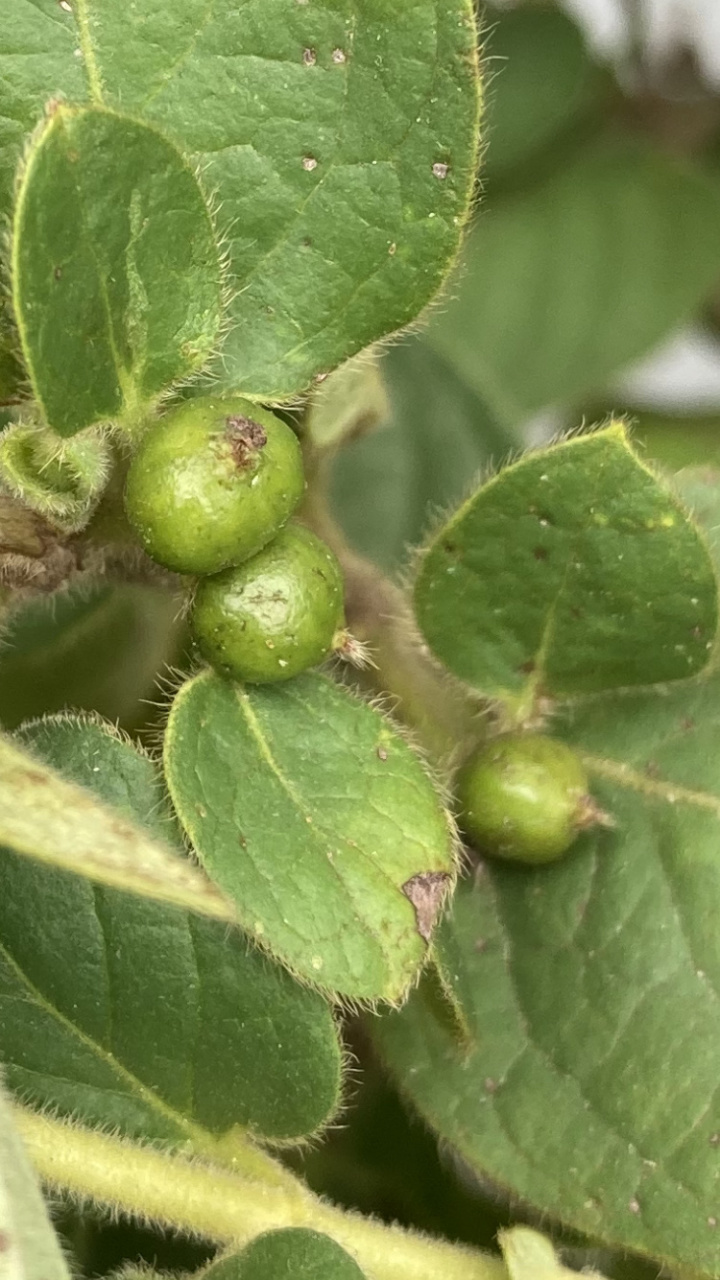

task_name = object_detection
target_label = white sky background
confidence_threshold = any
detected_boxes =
[492,0,720,415]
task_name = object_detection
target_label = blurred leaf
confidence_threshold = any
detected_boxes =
[164,670,456,1002]
[627,410,720,472]
[376,663,720,1277]
[427,143,720,425]
[0,583,184,732]
[0,1079,70,1280]
[0,716,342,1146]
[306,354,389,451]
[12,105,222,436]
[204,1231,367,1280]
[483,5,608,186]
[673,467,720,572]
[2,0,481,400]
[414,424,717,699]
[331,339,512,572]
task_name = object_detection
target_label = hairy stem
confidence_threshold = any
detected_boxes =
[17,1108,507,1280]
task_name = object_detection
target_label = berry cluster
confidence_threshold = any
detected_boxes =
[124,396,346,684]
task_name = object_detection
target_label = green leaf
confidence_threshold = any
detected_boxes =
[0,1079,70,1280]
[425,144,720,425]
[0,731,234,922]
[0,583,184,733]
[164,670,456,1002]
[673,467,720,574]
[375,667,720,1276]
[414,424,718,700]
[12,104,222,436]
[482,6,606,186]
[331,339,511,572]
[204,1230,366,1280]
[0,716,342,1146]
[2,0,481,400]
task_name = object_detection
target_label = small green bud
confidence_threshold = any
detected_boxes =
[457,733,598,865]
[124,396,305,575]
[0,422,110,532]
[191,524,345,683]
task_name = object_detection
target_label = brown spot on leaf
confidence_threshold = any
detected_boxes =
[474,937,487,953]
[54,266,63,280]
[484,1077,498,1093]
[402,871,451,941]
[518,659,535,675]
[303,47,316,65]
[533,546,548,561]
[0,1232,11,1251]
[681,717,696,732]
[377,746,388,762]
[225,415,267,469]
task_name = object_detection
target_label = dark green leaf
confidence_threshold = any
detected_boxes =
[426,144,720,425]
[0,1080,71,1280]
[376,668,720,1276]
[164,670,456,1002]
[0,583,184,732]
[482,5,606,186]
[331,339,511,572]
[3,0,481,400]
[414,424,718,699]
[204,1230,366,1280]
[12,104,222,435]
[0,717,342,1146]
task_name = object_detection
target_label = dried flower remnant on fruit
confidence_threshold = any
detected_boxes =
[402,871,451,941]
[225,415,268,469]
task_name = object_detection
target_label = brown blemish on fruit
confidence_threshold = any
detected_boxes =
[402,871,451,941]
[225,415,267,469]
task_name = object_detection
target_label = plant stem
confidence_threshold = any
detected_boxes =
[16,1108,507,1280]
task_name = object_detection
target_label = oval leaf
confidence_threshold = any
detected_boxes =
[205,1230,366,1280]
[164,671,456,1002]
[376,667,720,1276]
[0,1080,70,1280]
[12,104,222,436]
[414,424,718,699]
[0,717,342,1146]
[2,0,481,400]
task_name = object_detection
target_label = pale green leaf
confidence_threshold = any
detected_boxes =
[306,353,389,451]
[0,716,342,1145]
[0,731,234,922]
[0,1079,70,1280]
[414,424,718,699]
[375,668,720,1276]
[426,144,720,425]
[12,104,222,436]
[164,670,456,1002]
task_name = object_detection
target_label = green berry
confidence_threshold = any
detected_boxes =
[456,734,592,865]
[191,524,345,683]
[124,396,305,575]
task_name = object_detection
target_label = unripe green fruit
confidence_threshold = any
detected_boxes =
[191,524,345,683]
[457,734,592,865]
[124,397,305,575]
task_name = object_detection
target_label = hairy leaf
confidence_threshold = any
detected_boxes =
[12,104,222,435]
[0,1080,70,1280]
[204,1230,366,1280]
[426,144,720,425]
[414,424,717,699]
[164,670,456,1002]
[0,717,342,1145]
[376,669,720,1275]
[0,732,233,921]
[3,0,481,399]
[332,339,510,571]
[499,1227,606,1280]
